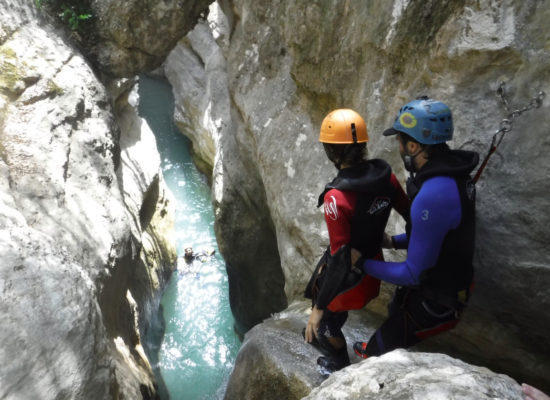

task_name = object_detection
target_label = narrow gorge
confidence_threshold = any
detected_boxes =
[1,0,549,399]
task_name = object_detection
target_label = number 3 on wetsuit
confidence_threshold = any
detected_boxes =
[421,209,429,221]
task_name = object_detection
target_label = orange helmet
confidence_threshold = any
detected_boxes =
[319,109,368,144]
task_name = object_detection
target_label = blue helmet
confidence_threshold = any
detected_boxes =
[383,98,453,144]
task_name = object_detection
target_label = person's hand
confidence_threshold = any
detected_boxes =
[523,384,550,400]
[381,232,393,249]
[305,306,323,343]
[351,248,362,265]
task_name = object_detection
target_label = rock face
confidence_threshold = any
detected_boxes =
[303,349,523,400]
[225,302,524,400]
[89,0,212,77]
[223,300,382,400]
[163,0,550,392]
[0,1,184,398]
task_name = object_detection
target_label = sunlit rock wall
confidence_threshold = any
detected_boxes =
[90,0,212,77]
[0,1,181,398]
[165,0,550,390]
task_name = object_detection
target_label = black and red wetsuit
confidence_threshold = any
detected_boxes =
[307,159,409,341]
[323,164,409,258]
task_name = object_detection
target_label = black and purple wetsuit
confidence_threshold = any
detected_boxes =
[357,149,479,356]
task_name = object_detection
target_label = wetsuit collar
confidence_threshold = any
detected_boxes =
[318,159,391,207]
[406,150,479,198]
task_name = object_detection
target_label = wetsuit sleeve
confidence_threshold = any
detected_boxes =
[392,233,408,249]
[360,177,462,286]
[313,189,355,309]
[390,173,410,219]
[323,188,355,255]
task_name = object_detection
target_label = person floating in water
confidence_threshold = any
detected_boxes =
[183,247,196,263]
[178,246,216,275]
[183,246,216,263]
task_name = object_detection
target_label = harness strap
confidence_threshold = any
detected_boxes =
[415,320,459,340]
[419,286,468,310]
[473,138,498,184]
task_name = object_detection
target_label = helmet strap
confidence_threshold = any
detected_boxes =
[403,147,423,173]
[403,154,414,172]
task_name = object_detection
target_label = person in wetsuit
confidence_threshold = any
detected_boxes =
[178,246,216,275]
[351,97,479,358]
[303,109,409,372]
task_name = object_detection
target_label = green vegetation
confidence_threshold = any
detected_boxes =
[46,79,64,97]
[0,47,26,95]
[34,0,93,32]
[61,6,92,31]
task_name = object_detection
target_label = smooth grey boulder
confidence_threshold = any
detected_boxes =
[224,301,380,400]
[303,349,523,400]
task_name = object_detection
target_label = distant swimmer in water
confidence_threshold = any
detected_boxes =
[178,246,216,275]
[183,246,216,263]
[183,247,195,264]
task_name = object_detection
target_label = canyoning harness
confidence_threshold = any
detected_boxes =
[404,150,478,295]
[305,161,400,312]
[473,82,545,183]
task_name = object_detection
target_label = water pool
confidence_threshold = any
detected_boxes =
[138,74,240,400]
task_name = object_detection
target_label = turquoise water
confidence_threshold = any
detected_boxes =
[138,75,241,400]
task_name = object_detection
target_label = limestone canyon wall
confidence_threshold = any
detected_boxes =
[0,0,208,398]
[90,0,211,77]
[164,0,550,390]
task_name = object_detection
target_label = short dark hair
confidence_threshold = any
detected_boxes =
[323,142,367,168]
[398,132,449,159]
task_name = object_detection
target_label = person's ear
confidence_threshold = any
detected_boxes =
[406,140,417,154]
